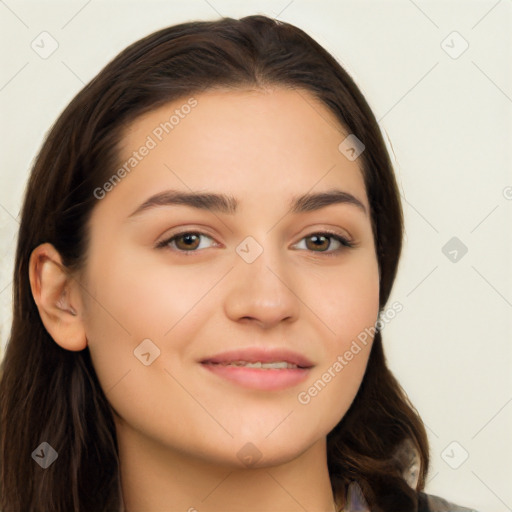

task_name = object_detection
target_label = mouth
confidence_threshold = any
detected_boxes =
[204,360,304,369]
[200,347,314,368]
[199,348,314,391]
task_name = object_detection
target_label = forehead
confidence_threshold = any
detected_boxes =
[106,87,369,215]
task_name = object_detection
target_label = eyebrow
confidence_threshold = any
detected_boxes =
[128,188,367,218]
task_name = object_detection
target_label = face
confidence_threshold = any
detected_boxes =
[79,87,380,468]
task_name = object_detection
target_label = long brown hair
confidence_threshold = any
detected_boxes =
[0,15,428,511]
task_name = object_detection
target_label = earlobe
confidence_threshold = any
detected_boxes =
[28,243,87,351]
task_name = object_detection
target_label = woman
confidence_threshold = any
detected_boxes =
[0,14,480,512]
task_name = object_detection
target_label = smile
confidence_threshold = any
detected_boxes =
[208,360,300,369]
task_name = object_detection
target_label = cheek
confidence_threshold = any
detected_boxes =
[288,252,380,432]
[308,253,380,344]
[82,246,198,335]
[79,248,222,390]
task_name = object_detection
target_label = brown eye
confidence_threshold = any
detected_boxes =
[157,231,216,253]
[294,232,354,256]
[174,233,201,251]
[305,234,331,252]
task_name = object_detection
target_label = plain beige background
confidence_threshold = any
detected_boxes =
[0,1,511,510]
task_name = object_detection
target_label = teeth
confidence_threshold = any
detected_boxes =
[219,360,299,369]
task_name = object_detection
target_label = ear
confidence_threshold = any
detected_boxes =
[28,243,87,351]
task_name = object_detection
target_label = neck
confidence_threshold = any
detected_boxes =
[115,418,342,512]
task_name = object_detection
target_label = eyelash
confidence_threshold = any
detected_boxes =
[155,230,355,257]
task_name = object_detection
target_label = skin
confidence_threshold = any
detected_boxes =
[29,87,380,511]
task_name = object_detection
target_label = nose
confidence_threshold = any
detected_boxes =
[224,244,300,330]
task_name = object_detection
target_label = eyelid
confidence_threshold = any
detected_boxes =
[154,229,219,251]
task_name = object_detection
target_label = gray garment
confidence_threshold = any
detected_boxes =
[421,492,480,512]
[342,480,480,511]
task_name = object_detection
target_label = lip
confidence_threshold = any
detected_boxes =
[200,347,314,368]
[201,364,311,391]
[199,347,314,391]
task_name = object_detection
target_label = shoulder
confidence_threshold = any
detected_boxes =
[342,482,481,512]
[395,439,481,512]
[342,438,482,512]
[417,491,482,512]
